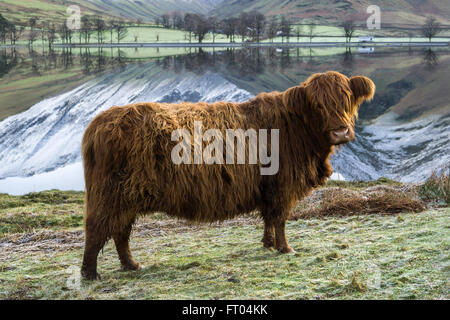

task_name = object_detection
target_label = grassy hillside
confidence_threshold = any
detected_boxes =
[212,0,450,27]
[0,0,110,25]
[2,0,450,30]
[0,0,213,25]
[0,179,448,299]
[74,0,215,21]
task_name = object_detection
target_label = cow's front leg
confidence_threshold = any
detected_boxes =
[261,218,275,248]
[274,217,294,253]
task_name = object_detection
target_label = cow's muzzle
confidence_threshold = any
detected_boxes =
[329,127,354,145]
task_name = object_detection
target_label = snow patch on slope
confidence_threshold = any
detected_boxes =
[0,63,252,181]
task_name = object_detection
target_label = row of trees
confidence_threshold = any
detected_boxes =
[340,16,442,43]
[0,14,25,45]
[1,14,130,47]
[0,11,444,47]
[29,16,130,47]
[159,11,443,44]
[157,10,322,43]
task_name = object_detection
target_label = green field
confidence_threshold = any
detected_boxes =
[119,26,450,43]
[0,180,448,300]
[53,26,450,44]
[7,24,449,47]
[119,27,232,44]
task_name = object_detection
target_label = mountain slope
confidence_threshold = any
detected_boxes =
[0,0,224,24]
[1,52,449,188]
[0,62,252,182]
[211,0,450,27]
[2,0,448,27]
[82,0,223,20]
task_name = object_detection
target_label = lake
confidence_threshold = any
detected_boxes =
[0,46,449,194]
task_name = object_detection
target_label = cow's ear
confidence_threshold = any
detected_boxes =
[350,76,375,103]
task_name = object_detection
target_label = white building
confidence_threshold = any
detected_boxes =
[358,36,375,42]
[358,47,375,53]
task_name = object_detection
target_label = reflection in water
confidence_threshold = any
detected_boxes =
[341,47,354,70]
[0,48,18,77]
[0,46,449,194]
[423,48,439,69]
[0,46,443,83]
[0,46,132,79]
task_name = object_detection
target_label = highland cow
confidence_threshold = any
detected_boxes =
[81,71,375,280]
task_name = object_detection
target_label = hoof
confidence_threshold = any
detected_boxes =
[262,237,275,249]
[81,269,101,281]
[121,261,142,271]
[263,242,275,249]
[277,246,295,254]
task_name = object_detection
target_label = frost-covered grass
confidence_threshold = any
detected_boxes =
[0,184,448,300]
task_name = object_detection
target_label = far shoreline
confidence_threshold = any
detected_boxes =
[1,41,449,49]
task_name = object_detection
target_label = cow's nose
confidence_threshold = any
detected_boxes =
[332,128,349,139]
[330,127,351,144]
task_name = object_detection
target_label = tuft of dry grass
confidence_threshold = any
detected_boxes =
[291,185,425,219]
[418,167,450,205]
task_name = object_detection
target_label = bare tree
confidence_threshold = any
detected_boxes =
[307,23,316,43]
[266,18,278,43]
[93,16,106,44]
[422,16,441,42]
[0,14,24,45]
[58,23,70,44]
[294,25,302,42]
[237,12,249,42]
[68,25,74,44]
[423,48,438,68]
[115,21,128,43]
[8,24,24,45]
[342,20,356,43]
[81,16,93,43]
[58,23,66,44]
[248,11,266,42]
[280,15,291,43]
[40,22,47,46]
[161,13,171,28]
[28,17,39,46]
[407,30,414,43]
[0,13,10,44]
[47,23,57,49]
[221,18,238,43]
[184,13,196,43]
[171,11,183,29]
[107,20,116,44]
[208,16,218,43]
[193,14,210,43]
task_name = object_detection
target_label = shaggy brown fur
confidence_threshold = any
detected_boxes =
[80,71,375,280]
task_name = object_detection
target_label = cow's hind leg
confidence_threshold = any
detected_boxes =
[113,221,142,271]
[81,217,108,280]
